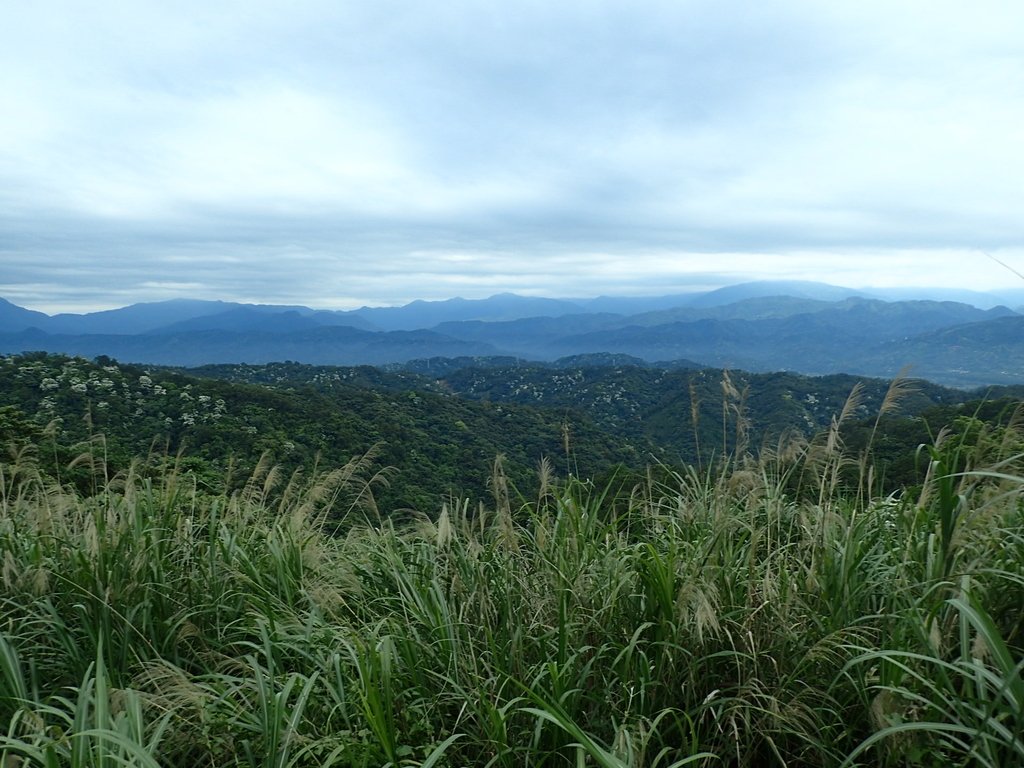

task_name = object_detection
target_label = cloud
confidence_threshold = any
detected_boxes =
[2,1,1024,312]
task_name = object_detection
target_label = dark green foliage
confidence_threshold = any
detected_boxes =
[2,353,1014,511]
[0,354,648,511]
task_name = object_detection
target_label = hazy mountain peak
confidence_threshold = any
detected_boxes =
[685,280,865,308]
[0,298,51,333]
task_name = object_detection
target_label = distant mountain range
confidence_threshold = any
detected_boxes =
[2,280,1023,387]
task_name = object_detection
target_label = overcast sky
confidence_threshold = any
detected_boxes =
[2,1,1023,313]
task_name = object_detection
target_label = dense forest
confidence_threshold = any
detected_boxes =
[2,352,1019,504]
[1,351,1022,766]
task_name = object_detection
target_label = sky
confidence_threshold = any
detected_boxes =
[2,1,1024,314]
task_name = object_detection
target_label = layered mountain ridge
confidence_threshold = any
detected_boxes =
[2,281,1022,387]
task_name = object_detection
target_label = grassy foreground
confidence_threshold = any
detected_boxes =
[1,428,1023,766]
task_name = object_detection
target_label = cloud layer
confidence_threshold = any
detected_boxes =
[2,1,1023,311]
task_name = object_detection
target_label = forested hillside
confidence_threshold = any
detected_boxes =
[186,357,1008,495]
[5,353,1021,510]
[0,354,645,510]
[1,349,1022,766]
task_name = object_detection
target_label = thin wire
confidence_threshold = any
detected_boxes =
[983,251,1024,283]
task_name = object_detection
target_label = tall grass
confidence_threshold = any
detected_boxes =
[1,401,1022,766]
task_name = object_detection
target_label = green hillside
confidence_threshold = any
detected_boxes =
[6,353,1017,508]
[0,354,647,511]
[1,361,1021,766]
[185,358,983,491]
